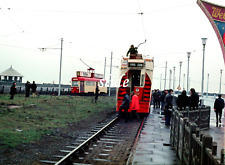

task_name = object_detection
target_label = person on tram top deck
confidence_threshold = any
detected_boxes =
[126,45,137,56]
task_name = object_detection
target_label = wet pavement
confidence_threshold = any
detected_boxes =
[132,96,224,164]
[132,107,179,165]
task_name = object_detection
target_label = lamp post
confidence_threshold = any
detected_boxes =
[164,61,167,90]
[207,74,209,97]
[219,69,223,94]
[173,66,176,95]
[201,38,207,98]
[183,74,185,90]
[169,69,172,89]
[179,61,182,92]
[187,52,191,92]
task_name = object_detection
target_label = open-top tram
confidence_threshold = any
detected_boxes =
[116,53,154,114]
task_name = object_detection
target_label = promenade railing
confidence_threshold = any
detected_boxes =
[170,108,225,165]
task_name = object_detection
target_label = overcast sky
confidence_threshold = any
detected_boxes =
[0,0,225,94]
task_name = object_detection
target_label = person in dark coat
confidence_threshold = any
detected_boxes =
[160,90,168,114]
[214,95,224,127]
[31,81,37,97]
[127,45,137,56]
[95,83,99,103]
[189,88,199,110]
[10,82,17,99]
[176,90,189,110]
[164,89,173,126]
[25,81,31,97]
[119,91,130,122]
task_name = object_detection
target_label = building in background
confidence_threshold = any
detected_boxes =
[0,66,23,83]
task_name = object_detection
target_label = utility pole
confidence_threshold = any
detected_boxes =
[104,57,106,87]
[164,61,167,90]
[58,38,63,96]
[109,52,113,96]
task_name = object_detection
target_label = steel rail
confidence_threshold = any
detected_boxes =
[126,117,146,165]
[55,117,118,165]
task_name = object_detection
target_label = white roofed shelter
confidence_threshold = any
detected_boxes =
[0,66,23,83]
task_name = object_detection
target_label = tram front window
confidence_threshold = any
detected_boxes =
[131,70,140,91]
[72,81,78,87]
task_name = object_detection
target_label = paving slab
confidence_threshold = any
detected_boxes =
[132,108,180,165]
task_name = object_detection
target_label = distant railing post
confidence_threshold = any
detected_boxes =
[221,149,225,164]
[189,123,197,165]
[201,134,212,165]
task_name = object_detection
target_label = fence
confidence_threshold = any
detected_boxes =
[170,109,225,165]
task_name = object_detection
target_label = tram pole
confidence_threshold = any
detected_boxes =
[109,52,112,96]
[58,38,63,96]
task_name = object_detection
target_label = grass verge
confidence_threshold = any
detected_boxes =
[0,94,116,149]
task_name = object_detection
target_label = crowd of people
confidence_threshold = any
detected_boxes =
[152,88,201,126]
[9,81,37,99]
[152,88,225,127]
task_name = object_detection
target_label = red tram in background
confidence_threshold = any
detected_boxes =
[116,53,154,114]
[71,68,107,95]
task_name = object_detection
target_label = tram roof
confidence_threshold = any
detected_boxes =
[72,77,106,82]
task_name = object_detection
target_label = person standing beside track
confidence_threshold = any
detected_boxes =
[214,94,224,127]
[164,89,173,126]
[119,91,130,122]
[189,88,199,110]
[130,91,140,121]
[10,82,17,99]
[95,83,99,103]
[177,90,189,110]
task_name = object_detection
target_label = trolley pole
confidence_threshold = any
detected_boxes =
[109,52,113,96]
[58,38,63,96]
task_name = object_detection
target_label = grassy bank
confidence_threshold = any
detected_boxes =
[0,94,116,149]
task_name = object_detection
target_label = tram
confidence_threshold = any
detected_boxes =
[116,53,154,114]
[71,68,107,95]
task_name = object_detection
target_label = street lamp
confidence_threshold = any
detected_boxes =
[179,61,182,91]
[187,52,191,92]
[173,67,176,95]
[207,74,209,97]
[169,69,172,89]
[201,38,207,98]
[219,69,223,94]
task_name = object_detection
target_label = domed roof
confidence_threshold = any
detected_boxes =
[0,66,23,77]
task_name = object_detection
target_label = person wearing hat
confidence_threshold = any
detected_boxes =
[126,45,137,56]
[119,91,130,122]
[10,82,17,99]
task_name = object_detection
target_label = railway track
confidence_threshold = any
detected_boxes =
[40,116,145,165]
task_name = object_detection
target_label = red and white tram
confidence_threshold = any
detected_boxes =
[116,54,154,114]
[71,68,107,95]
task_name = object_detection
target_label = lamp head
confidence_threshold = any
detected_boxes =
[201,38,207,45]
